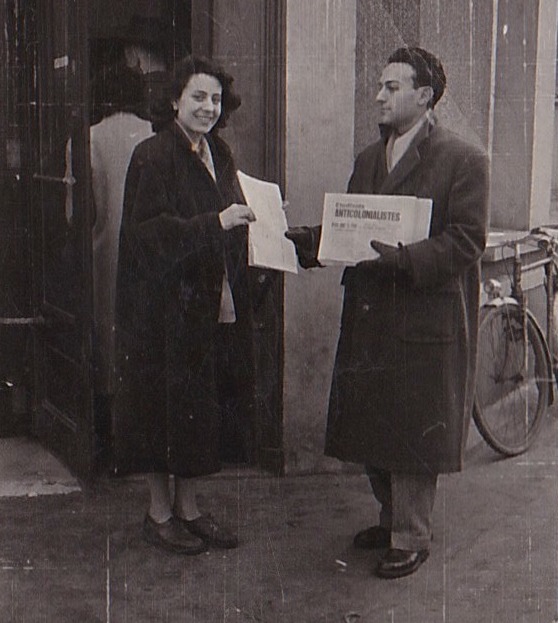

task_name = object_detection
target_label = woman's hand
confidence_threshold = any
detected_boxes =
[219,204,256,230]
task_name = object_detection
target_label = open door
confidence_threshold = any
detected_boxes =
[22,0,95,479]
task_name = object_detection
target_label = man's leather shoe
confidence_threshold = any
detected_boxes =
[353,525,390,549]
[177,514,239,549]
[143,515,207,555]
[376,548,429,579]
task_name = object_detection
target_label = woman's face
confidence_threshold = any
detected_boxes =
[174,73,223,139]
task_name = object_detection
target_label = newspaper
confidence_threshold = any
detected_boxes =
[317,193,433,265]
[237,171,299,274]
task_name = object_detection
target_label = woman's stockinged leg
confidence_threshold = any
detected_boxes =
[173,476,202,521]
[146,472,173,523]
[142,472,207,555]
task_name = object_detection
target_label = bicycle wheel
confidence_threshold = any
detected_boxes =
[473,303,550,456]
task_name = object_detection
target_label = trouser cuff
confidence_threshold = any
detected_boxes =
[391,531,431,552]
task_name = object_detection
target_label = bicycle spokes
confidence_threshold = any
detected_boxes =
[473,304,549,456]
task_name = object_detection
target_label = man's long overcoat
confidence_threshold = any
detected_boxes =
[325,120,489,474]
[112,123,254,478]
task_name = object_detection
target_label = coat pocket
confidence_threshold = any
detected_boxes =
[397,291,459,343]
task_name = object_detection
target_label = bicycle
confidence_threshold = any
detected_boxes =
[473,226,558,456]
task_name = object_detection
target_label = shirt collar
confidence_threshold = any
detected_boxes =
[174,119,203,152]
[380,110,434,143]
[394,112,430,142]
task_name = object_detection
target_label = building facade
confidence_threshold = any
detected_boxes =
[0,0,557,477]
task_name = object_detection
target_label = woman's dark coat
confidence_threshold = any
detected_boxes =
[325,120,489,474]
[112,123,254,477]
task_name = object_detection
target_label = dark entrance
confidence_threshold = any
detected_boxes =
[10,0,285,479]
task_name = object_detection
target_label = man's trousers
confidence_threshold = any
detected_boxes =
[365,465,438,551]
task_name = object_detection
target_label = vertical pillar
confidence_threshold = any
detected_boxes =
[354,0,421,153]
[529,0,558,227]
[420,0,494,148]
[490,0,558,230]
[283,0,357,472]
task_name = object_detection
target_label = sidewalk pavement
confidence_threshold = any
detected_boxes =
[1,412,558,623]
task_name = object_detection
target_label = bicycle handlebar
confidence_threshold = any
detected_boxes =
[494,226,558,251]
[531,225,558,239]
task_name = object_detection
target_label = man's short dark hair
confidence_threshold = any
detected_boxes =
[120,15,168,65]
[91,63,146,124]
[388,47,446,108]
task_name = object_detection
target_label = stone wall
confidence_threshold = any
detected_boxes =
[283,0,357,472]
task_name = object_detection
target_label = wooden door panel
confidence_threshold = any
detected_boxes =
[25,0,94,479]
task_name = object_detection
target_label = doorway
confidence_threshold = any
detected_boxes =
[88,1,192,79]
[16,0,285,478]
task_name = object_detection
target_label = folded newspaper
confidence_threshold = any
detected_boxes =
[317,193,432,265]
[237,170,299,274]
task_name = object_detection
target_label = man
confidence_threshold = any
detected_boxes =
[288,47,489,578]
[120,15,173,131]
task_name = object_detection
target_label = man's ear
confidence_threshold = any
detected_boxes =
[418,85,434,107]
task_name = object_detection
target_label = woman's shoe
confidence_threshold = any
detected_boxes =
[178,514,239,549]
[143,515,207,555]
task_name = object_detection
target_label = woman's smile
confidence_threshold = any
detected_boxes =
[174,73,223,141]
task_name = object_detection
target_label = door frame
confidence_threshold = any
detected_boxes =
[191,0,287,473]
[259,0,287,474]
[23,0,95,480]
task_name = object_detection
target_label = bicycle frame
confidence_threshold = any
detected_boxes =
[483,233,557,401]
[472,229,558,455]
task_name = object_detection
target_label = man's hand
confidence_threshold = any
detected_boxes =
[370,240,400,269]
[285,226,321,269]
[356,240,410,275]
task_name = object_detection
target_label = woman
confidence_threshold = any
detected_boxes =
[113,56,256,555]
[89,64,154,454]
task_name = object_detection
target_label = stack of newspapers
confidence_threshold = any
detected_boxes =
[317,193,432,265]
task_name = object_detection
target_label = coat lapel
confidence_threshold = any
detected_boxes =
[170,122,218,188]
[170,120,195,155]
[379,119,433,195]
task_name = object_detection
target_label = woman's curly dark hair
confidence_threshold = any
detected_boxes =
[171,55,241,129]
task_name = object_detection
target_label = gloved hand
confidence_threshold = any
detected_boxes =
[285,226,322,269]
[356,240,410,276]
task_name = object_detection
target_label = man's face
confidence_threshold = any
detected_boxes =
[376,62,430,133]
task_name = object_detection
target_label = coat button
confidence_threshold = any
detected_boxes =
[362,304,370,312]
